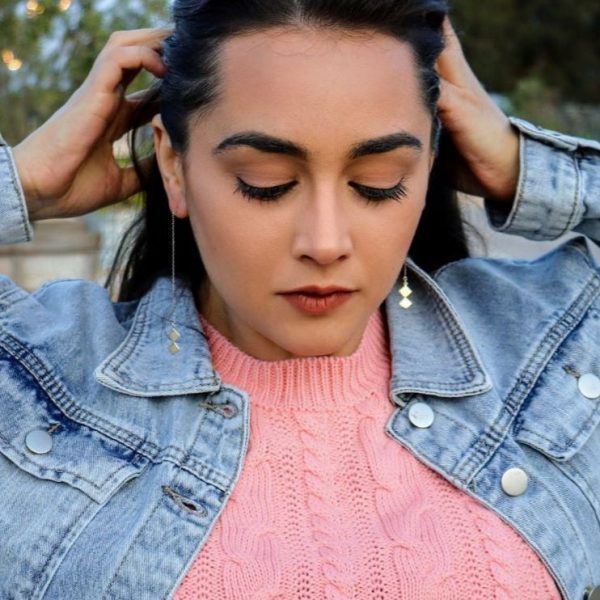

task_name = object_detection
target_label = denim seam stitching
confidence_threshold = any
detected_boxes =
[30,494,99,600]
[553,459,600,532]
[0,332,232,489]
[410,264,482,385]
[561,151,581,237]
[500,131,527,231]
[498,444,593,591]
[103,496,165,599]
[517,390,600,456]
[98,292,216,390]
[0,429,134,494]
[456,272,600,481]
[2,145,32,242]
[428,281,480,381]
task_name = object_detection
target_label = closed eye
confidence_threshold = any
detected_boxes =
[234,177,407,204]
[348,180,408,203]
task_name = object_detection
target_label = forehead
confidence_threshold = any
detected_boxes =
[191,27,430,156]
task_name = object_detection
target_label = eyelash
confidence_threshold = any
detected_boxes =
[234,177,408,205]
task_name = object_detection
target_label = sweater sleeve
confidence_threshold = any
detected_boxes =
[0,133,34,245]
[483,116,600,245]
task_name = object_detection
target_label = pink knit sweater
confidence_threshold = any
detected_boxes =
[174,308,561,599]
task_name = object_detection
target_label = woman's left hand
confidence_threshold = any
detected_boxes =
[435,17,520,202]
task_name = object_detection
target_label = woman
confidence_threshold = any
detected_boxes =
[1,1,599,599]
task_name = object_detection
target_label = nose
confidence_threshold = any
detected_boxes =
[291,188,353,266]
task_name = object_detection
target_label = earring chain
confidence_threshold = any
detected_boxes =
[167,212,181,354]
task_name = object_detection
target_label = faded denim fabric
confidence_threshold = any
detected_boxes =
[0,118,600,600]
[0,134,33,245]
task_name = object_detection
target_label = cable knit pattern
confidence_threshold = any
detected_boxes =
[173,308,562,600]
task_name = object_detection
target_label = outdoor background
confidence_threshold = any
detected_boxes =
[1,0,599,291]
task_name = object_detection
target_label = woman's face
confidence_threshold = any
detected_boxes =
[154,27,435,361]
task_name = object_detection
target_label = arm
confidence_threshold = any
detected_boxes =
[436,19,600,246]
[0,134,33,245]
[484,117,600,244]
[5,28,169,227]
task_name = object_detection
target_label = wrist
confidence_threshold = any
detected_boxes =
[469,96,520,201]
[488,121,520,202]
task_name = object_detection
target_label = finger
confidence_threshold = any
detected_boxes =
[437,78,464,126]
[117,155,156,201]
[104,28,172,90]
[90,45,167,95]
[105,27,174,51]
[125,88,155,103]
[124,88,161,127]
[437,78,453,113]
[85,27,171,94]
[436,17,472,86]
[107,89,160,141]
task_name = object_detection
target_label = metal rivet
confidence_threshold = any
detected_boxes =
[578,373,600,400]
[25,429,53,454]
[220,404,238,418]
[408,402,435,429]
[198,400,238,418]
[584,585,600,600]
[501,467,529,496]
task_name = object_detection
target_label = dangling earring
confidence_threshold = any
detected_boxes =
[398,262,413,309]
[167,212,181,354]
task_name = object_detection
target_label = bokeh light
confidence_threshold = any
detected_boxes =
[2,49,23,71]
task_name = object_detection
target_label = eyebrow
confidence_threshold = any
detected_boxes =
[212,131,422,160]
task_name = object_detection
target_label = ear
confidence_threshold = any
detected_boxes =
[152,114,189,219]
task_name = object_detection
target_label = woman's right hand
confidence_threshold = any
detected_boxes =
[11,28,171,221]
[435,18,520,202]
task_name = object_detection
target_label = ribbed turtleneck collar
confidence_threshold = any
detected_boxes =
[198,308,391,412]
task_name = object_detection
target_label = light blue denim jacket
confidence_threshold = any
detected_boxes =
[1,118,600,600]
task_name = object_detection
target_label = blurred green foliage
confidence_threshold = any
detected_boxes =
[1,0,598,144]
[0,0,169,144]
[451,0,600,138]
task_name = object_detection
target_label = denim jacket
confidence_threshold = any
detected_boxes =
[1,118,600,600]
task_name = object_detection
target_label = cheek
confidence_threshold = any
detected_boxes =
[184,185,284,291]
[356,182,427,292]
[358,181,426,251]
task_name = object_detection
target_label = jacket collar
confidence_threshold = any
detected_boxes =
[94,259,492,401]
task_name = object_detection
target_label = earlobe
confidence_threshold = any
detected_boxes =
[151,114,189,219]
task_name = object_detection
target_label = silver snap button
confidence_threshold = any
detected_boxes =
[501,467,529,496]
[25,429,53,455]
[408,402,435,428]
[584,585,600,600]
[578,373,600,400]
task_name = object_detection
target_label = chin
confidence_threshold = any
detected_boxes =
[278,335,349,359]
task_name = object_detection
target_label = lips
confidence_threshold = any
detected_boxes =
[278,287,356,314]
[280,285,355,296]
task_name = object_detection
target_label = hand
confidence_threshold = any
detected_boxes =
[436,18,520,201]
[11,28,171,221]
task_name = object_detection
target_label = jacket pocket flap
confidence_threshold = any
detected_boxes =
[514,366,600,462]
[0,357,144,504]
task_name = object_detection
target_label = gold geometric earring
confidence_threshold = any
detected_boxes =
[398,262,413,309]
[167,212,181,354]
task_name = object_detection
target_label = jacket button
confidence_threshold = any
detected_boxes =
[501,467,529,496]
[25,429,53,454]
[408,402,435,428]
[578,373,600,400]
[584,585,600,600]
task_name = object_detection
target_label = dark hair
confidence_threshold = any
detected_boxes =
[106,0,475,302]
